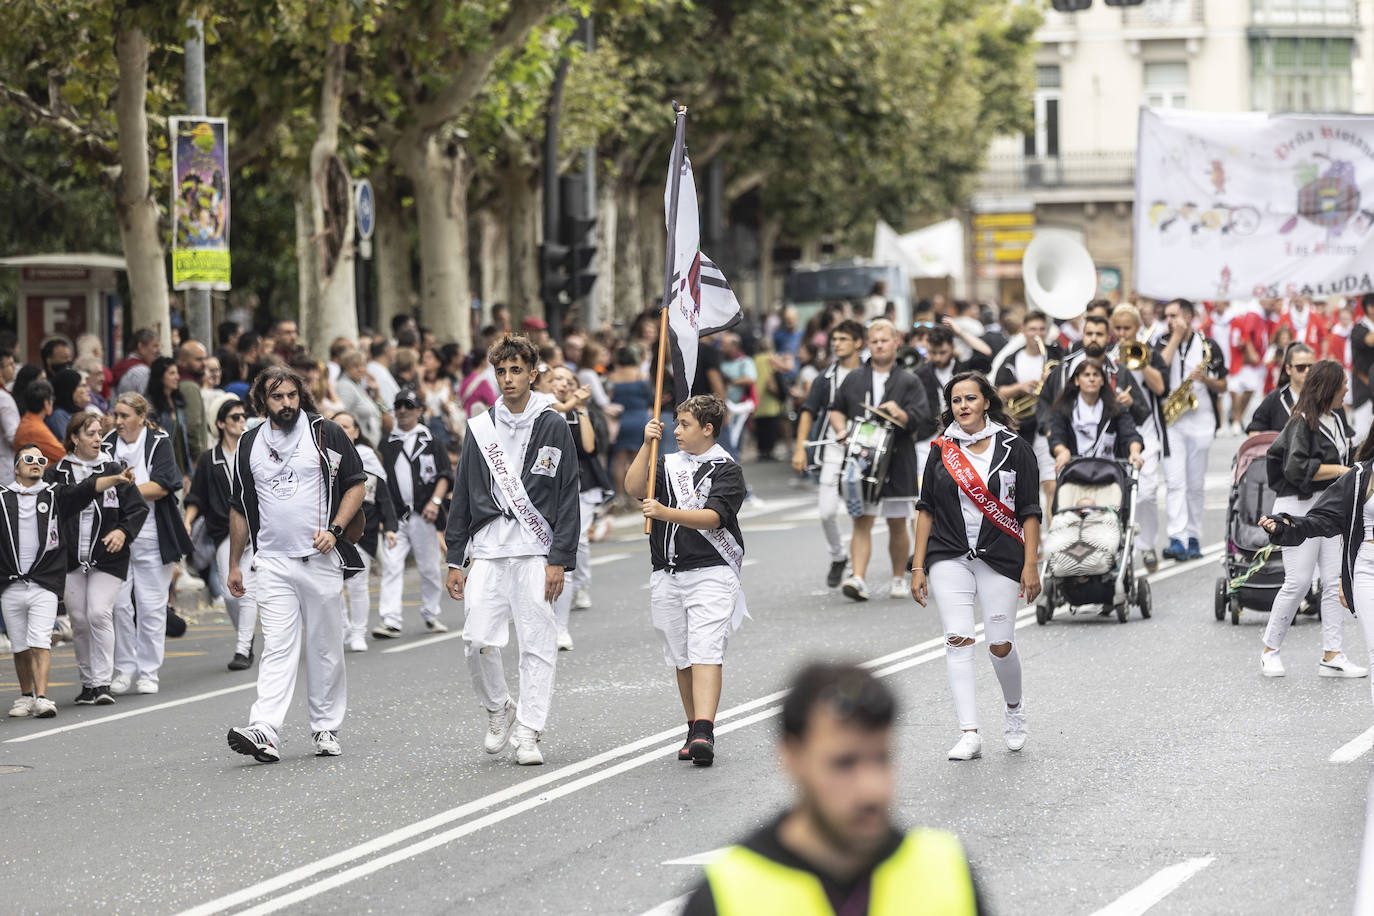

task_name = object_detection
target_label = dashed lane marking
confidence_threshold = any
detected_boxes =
[1087,857,1215,916]
[1332,725,1374,764]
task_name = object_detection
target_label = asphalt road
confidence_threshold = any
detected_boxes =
[0,431,1369,916]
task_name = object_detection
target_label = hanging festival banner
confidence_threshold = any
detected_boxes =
[170,116,231,290]
[1135,107,1374,301]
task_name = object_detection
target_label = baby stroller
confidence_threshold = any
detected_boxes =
[1038,456,1152,624]
[1214,431,1288,625]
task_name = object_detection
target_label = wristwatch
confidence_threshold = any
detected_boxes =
[431,496,443,506]
[327,524,344,539]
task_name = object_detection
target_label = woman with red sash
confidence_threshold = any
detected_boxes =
[912,372,1042,762]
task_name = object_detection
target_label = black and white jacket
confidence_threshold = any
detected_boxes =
[1047,399,1143,461]
[102,427,193,565]
[992,340,1062,443]
[47,455,148,578]
[0,476,107,597]
[566,405,613,496]
[184,443,240,545]
[1268,459,1374,614]
[1036,351,1151,432]
[445,407,580,570]
[1266,411,1354,500]
[649,455,747,574]
[379,423,451,529]
[230,413,367,577]
[832,362,936,499]
[1246,385,1298,434]
[916,429,1042,583]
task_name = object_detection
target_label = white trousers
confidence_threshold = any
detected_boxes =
[342,548,373,642]
[113,543,174,683]
[1264,495,1346,653]
[1352,401,1373,450]
[379,512,444,627]
[1,581,58,654]
[1346,543,1374,709]
[1134,435,1162,556]
[1164,425,1212,543]
[929,556,1023,732]
[554,492,599,627]
[249,554,346,743]
[463,556,558,732]
[65,569,123,686]
[817,454,847,562]
[216,538,257,656]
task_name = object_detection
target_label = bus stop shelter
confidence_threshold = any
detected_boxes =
[0,253,125,362]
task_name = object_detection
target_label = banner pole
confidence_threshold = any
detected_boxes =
[645,102,688,535]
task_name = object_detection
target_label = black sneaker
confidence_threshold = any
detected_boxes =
[826,560,847,589]
[371,624,402,639]
[678,726,693,761]
[93,685,116,705]
[688,733,715,767]
[74,686,98,705]
[228,726,280,763]
[227,650,253,671]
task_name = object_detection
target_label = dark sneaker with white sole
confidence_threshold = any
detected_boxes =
[228,726,281,763]
[74,687,98,705]
[371,625,402,639]
[94,685,116,705]
[826,560,847,588]
[227,650,253,671]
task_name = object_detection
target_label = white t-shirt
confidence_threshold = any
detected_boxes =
[1072,396,1105,456]
[66,455,102,562]
[114,429,159,548]
[470,402,549,560]
[1171,334,1214,436]
[10,481,42,572]
[367,360,400,407]
[251,421,324,558]
[958,443,996,550]
[391,425,424,508]
[871,370,891,407]
[1013,351,1045,384]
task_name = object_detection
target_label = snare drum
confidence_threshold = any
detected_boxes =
[840,407,898,516]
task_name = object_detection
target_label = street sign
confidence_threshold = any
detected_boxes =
[354,178,375,241]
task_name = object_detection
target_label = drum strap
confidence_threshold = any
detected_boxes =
[936,438,1024,544]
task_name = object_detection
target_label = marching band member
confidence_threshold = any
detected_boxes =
[183,398,259,670]
[1247,343,1312,435]
[1037,314,1150,431]
[1350,293,1374,445]
[1258,361,1366,679]
[913,326,960,473]
[911,372,1040,761]
[828,319,936,602]
[1277,295,1330,360]
[1227,300,1270,435]
[332,410,398,653]
[1047,361,1144,471]
[1157,299,1226,562]
[49,414,148,706]
[3,445,134,719]
[791,320,865,588]
[993,311,1060,507]
[1109,305,1168,571]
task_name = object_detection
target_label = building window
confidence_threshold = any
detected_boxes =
[1024,65,1061,159]
[1251,37,1354,112]
[1143,61,1189,109]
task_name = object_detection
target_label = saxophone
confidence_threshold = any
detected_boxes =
[1163,339,1212,425]
[1006,360,1058,420]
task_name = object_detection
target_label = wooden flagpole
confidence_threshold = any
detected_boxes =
[646,101,688,535]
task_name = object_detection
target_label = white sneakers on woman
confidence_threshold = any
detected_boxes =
[947,705,1028,760]
[1319,654,1369,678]
[947,732,982,760]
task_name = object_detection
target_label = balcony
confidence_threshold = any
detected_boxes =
[978,153,1136,197]
[1122,0,1205,29]
[1251,0,1358,30]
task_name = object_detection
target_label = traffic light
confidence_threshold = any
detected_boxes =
[1051,0,1144,9]
[564,213,597,301]
[540,241,571,304]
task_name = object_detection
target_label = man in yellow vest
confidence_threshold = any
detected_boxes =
[681,663,985,915]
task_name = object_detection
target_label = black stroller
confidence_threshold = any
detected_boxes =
[1214,431,1289,625]
[1038,456,1152,624]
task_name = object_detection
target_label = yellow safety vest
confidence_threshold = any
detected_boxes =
[705,829,977,916]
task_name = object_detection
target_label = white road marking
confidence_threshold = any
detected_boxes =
[661,849,727,866]
[380,631,466,654]
[1332,725,1374,763]
[740,523,800,533]
[1087,857,1215,916]
[175,610,1029,916]
[636,895,689,916]
[590,552,633,566]
[2,683,255,745]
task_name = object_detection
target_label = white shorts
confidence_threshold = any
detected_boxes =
[1,581,58,653]
[1032,435,1055,484]
[1228,365,1265,394]
[649,566,739,668]
[861,497,915,519]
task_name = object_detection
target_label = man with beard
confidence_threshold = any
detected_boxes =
[913,326,961,475]
[682,663,985,915]
[1036,313,1150,432]
[225,366,367,763]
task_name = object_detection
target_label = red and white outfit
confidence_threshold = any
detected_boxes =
[1228,302,1269,396]
[1277,302,1330,359]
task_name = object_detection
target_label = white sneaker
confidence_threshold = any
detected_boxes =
[425,618,449,634]
[176,569,206,593]
[888,577,907,600]
[841,576,870,602]
[557,628,574,651]
[1005,704,1028,752]
[8,695,34,717]
[346,637,368,653]
[110,673,133,695]
[1319,654,1370,678]
[210,595,226,611]
[313,730,342,756]
[31,697,56,719]
[483,700,517,754]
[134,678,159,695]
[0,633,10,654]
[1261,650,1286,678]
[51,617,73,646]
[512,724,543,765]
[572,589,592,610]
[947,732,983,761]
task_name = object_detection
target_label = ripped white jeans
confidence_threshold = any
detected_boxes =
[928,555,1023,732]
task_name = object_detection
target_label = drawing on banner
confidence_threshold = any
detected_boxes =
[170,116,231,291]
[1135,108,1374,301]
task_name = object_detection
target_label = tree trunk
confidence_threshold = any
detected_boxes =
[757,214,782,316]
[612,173,642,325]
[303,29,357,358]
[502,166,540,326]
[477,208,508,327]
[111,22,169,354]
[398,131,472,353]
[373,167,414,336]
[294,179,313,345]
[638,183,663,315]
[588,172,617,333]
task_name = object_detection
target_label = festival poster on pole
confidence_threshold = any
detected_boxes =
[1135,107,1374,302]
[170,116,231,290]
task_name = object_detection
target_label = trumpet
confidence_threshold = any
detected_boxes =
[1117,339,1150,371]
[1006,359,1059,420]
[1163,340,1212,425]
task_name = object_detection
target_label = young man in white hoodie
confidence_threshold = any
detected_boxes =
[446,336,580,766]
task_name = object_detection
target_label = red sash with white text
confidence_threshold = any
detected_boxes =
[936,437,1024,544]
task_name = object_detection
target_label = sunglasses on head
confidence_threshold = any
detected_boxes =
[17,454,47,467]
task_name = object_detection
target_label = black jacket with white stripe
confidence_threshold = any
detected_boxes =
[378,423,451,528]
[102,427,193,565]
[47,455,149,578]
[648,454,747,574]
[0,477,105,597]
[1268,459,1374,614]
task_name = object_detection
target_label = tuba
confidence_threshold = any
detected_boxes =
[1163,340,1212,425]
[1022,230,1096,321]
